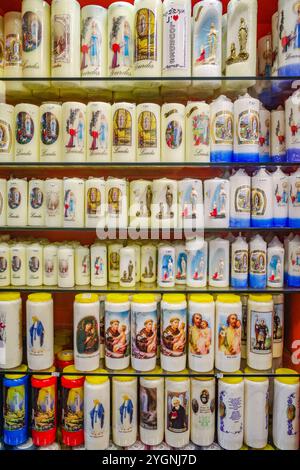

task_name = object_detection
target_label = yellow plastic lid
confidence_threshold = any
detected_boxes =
[75,293,99,304]
[244,367,269,382]
[167,369,189,382]
[5,364,28,380]
[57,350,74,362]
[0,292,21,302]
[86,369,109,385]
[189,294,214,304]
[113,368,136,382]
[249,294,273,303]
[275,368,299,385]
[221,371,243,384]
[217,294,240,304]
[106,293,130,304]
[28,293,52,303]
[132,294,156,304]
[192,371,215,381]
[142,366,163,380]
[162,294,186,304]
[63,365,84,381]
[32,366,56,380]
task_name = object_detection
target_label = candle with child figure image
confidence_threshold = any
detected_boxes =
[161,294,187,372]
[105,293,130,371]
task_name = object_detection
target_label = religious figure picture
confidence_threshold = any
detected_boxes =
[105,311,129,359]
[29,316,44,349]
[250,313,272,353]
[161,311,186,357]
[166,120,182,149]
[108,187,122,215]
[64,189,76,220]
[194,7,219,66]
[140,385,157,431]
[62,387,83,432]
[89,399,105,436]
[52,14,70,65]
[8,187,21,209]
[22,11,42,52]
[16,112,34,145]
[167,391,189,433]
[118,394,134,432]
[4,385,26,431]
[226,17,249,65]
[76,316,99,355]
[132,310,157,360]
[135,8,157,62]
[189,312,212,356]
[113,109,132,147]
[30,187,43,209]
[81,17,101,70]
[32,385,55,432]
[218,313,241,356]
[41,112,59,146]
[87,187,101,215]
[109,16,132,70]
[209,183,227,219]
[0,120,12,153]
[138,111,157,149]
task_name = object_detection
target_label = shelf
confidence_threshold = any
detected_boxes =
[0,284,297,294]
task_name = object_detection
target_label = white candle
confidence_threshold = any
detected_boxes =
[134,0,162,80]
[106,177,128,229]
[161,103,185,162]
[229,169,251,228]
[75,245,90,286]
[0,104,14,162]
[251,168,273,227]
[272,12,279,77]
[107,2,134,82]
[192,0,222,90]
[22,0,51,86]
[165,374,190,448]
[111,102,136,162]
[225,0,257,90]
[0,178,7,227]
[204,178,230,228]
[151,178,178,229]
[278,0,300,77]
[0,243,10,287]
[233,93,260,163]
[218,374,244,450]
[287,235,300,287]
[129,179,152,229]
[86,102,111,162]
[14,103,39,162]
[191,377,215,447]
[7,178,28,227]
[119,247,135,288]
[57,245,75,288]
[43,244,58,286]
[247,294,273,371]
[210,95,234,162]
[112,371,137,447]
[4,12,26,97]
[136,103,160,162]
[140,371,164,446]
[267,236,284,288]
[91,244,107,287]
[244,369,269,449]
[10,243,26,286]
[105,294,131,371]
[285,89,300,162]
[81,6,108,84]
[231,235,248,288]
[209,237,229,287]
[161,294,187,372]
[271,108,286,162]
[157,245,175,288]
[0,292,22,369]
[185,102,210,162]
[51,0,81,85]
[186,238,207,288]
[188,294,214,372]
[289,169,300,227]
[39,102,62,162]
[63,177,85,228]
[175,244,187,285]
[85,177,106,229]
[140,244,157,284]
[26,243,43,287]
[249,234,267,289]
[177,178,204,230]
[28,179,45,226]
[45,178,63,227]
[62,102,86,162]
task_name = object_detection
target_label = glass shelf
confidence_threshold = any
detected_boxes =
[0,284,297,294]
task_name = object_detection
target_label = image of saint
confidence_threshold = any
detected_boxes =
[30,316,45,349]
[254,317,270,351]
[22,12,42,52]
[162,317,186,355]
[113,109,132,146]
[105,319,128,357]
[120,259,134,283]
[108,187,121,215]
[135,8,156,62]
[135,319,157,357]
[65,108,79,149]
[138,111,157,148]
[218,314,241,356]
[4,386,25,431]
[76,316,99,355]
[81,18,101,70]
[119,394,134,429]
[90,399,105,432]
[168,396,187,431]
[210,183,227,219]
[87,187,101,215]
[142,255,154,280]
[212,255,225,281]
[0,315,6,348]
[189,313,211,356]
[166,120,182,149]
[8,187,21,209]
[34,387,55,431]
[64,189,75,220]
[63,388,83,432]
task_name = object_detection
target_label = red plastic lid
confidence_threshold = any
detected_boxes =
[32,428,57,448]
[61,429,84,448]
[31,375,57,388]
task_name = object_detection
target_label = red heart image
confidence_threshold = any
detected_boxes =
[276,195,281,203]
[292,259,296,266]
[292,196,296,204]
[173,15,179,21]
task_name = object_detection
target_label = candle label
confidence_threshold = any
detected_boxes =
[8,186,21,210]
[165,111,183,149]
[65,107,85,155]
[189,310,212,358]
[140,385,158,430]
[234,185,251,214]
[0,311,6,363]
[109,248,120,274]
[135,8,157,64]
[167,390,189,433]
[52,15,71,66]
[287,107,300,146]
[4,385,26,431]
[141,250,156,282]
[109,15,132,75]
[259,114,270,154]
[41,112,59,146]
[87,396,106,438]
[0,119,12,153]
[81,16,102,75]
[233,250,248,274]
[131,183,152,219]
[191,386,215,429]
[180,183,202,220]
[28,255,40,274]
[272,116,285,154]
[176,250,187,282]
[290,178,300,208]
[154,183,176,222]
[286,393,298,436]
[138,111,157,151]
[30,186,44,212]
[62,386,83,432]
[105,309,130,359]
[12,255,22,273]
[189,249,206,282]
[208,182,228,220]
[161,307,186,357]
[193,6,219,66]
[210,249,226,282]
[76,316,99,356]
[289,247,300,275]
[237,111,259,145]
[0,253,8,276]
[163,7,187,71]
[279,4,300,66]
[268,254,283,284]
[250,310,272,354]
[88,111,109,156]
[115,390,135,434]
[46,189,60,217]
[113,108,132,150]
[217,311,241,357]
[250,250,266,274]
[251,188,267,216]
[188,109,209,156]
[132,309,157,360]
[44,255,55,277]
[120,254,135,284]
[22,11,42,53]
[219,390,243,435]
[226,14,250,66]
[59,258,70,278]
[16,112,34,145]
[92,252,105,279]
[273,302,283,344]
[87,187,102,217]
[32,384,56,431]
[159,251,175,284]
[80,251,90,276]
[108,186,122,217]
[211,111,233,145]
[5,33,22,66]
[64,189,76,221]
